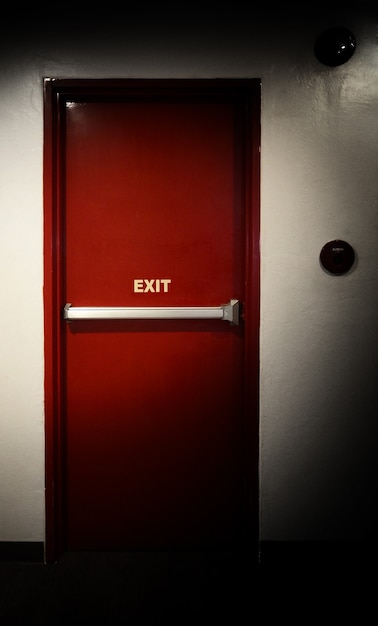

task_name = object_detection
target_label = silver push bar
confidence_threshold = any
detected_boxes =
[63,299,239,325]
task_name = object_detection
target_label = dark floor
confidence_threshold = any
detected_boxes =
[0,550,255,624]
[0,545,374,624]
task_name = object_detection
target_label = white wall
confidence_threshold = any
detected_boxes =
[1,7,377,545]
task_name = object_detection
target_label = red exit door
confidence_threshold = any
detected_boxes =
[44,79,260,560]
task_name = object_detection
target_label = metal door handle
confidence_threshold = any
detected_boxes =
[63,299,240,325]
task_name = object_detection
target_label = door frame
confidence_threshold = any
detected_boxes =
[43,78,261,564]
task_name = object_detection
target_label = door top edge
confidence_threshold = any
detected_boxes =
[43,77,261,98]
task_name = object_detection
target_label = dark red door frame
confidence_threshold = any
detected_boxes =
[43,78,261,564]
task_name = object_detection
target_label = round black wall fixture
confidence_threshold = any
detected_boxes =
[320,240,355,275]
[314,27,356,66]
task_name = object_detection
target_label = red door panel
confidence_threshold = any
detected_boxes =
[44,80,260,556]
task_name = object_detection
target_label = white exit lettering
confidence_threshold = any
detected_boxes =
[133,279,172,293]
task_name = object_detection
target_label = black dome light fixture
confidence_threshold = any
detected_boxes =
[314,26,356,66]
[320,240,355,275]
